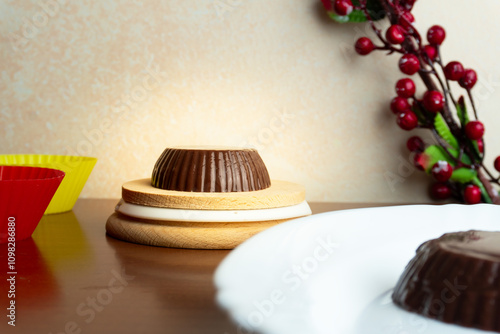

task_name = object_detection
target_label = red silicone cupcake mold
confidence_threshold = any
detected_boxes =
[0,166,65,243]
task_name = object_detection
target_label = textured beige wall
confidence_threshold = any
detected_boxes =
[1,0,499,202]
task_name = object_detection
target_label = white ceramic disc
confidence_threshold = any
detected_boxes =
[116,199,312,222]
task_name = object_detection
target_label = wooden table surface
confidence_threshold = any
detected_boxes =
[1,199,399,334]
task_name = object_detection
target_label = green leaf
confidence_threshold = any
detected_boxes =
[472,140,482,157]
[472,176,493,203]
[328,10,367,23]
[423,145,453,172]
[459,150,472,165]
[434,113,459,149]
[455,96,483,159]
[423,145,471,172]
[450,168,477,183]
[329,0,385,23]
[456,96,469,127]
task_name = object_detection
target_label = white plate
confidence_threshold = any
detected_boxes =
[214,204,500,334]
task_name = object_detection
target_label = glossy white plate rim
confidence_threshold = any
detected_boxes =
[214,204,500,334]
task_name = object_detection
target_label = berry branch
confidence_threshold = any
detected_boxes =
[321,0,500,204]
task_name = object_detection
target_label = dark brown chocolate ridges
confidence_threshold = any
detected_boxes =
[151,147,271,192]
[392,230,500,333]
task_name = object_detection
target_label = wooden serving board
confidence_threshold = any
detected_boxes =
[106,212,301,249]
[122,179,305,210]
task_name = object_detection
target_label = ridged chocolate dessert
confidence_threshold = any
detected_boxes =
[151,147,271,192]
[392,230,500,332]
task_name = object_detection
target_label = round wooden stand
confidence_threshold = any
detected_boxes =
[106,212,299,249]
[106,178,310,249]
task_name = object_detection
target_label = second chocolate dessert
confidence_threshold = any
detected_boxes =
[392,230,500,332]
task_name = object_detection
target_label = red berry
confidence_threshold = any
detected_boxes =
[413,152,428,171]
[465,121,485,140]
[386,25,406,44]
[355,37,374,56]
[399,12,415,31]
[494,156,500,172]
[422,45,437,63]
[459,69,478,89]
[431,182,452,200]
[399,54,420,75]
[397,111,418,131]
[431,161,453,182]
[321,0,334,11]
[395,78,416,98]
[334,0,353,16]
[444,61,465,81]
[391,97,411,114]
[423,90,444,113]
[477,139,484,154]
[427,25,446,45]
[406,136,424,152]
[464,185,481,204]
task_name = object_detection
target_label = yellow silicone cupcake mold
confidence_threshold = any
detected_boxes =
[0,155,97,214]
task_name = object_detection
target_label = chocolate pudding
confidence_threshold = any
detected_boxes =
[393,230,500,332]
[151,147,271,192]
